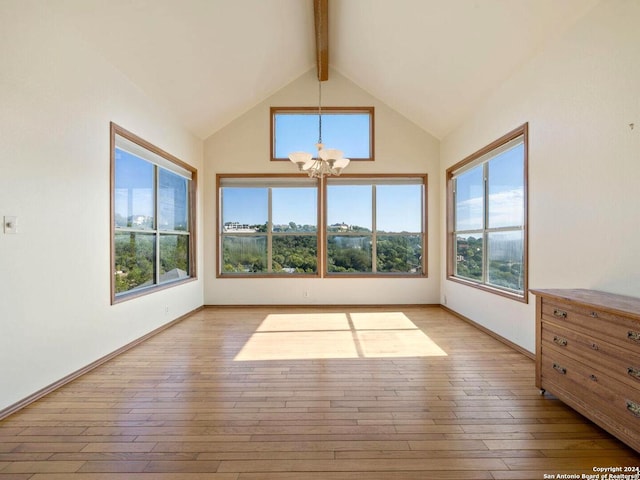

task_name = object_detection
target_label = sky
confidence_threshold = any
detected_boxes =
[222,183,423,233]
[114,148,188,229]
[274,112,370,159]
[455,142,524,231]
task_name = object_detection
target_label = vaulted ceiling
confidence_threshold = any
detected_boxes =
[51,0,599,140]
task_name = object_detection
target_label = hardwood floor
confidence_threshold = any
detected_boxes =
[0,306,637,479]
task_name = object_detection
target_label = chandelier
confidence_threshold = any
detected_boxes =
[288,0,349,178]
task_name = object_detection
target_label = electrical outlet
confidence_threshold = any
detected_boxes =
[4,216,17,234]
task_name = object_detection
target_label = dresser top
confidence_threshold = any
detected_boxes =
[530,288,640,320]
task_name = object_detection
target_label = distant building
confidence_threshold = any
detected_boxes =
[223,221,257,233]
[131,215,151,226]
[331,222,350,232]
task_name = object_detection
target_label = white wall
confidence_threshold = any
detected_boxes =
[204,69,440,305]
[0,2,203,411]
[440,0,640,353]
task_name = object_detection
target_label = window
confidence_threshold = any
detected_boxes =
[218,175,319,276]
[446,124,528,301]
[110,123,196,303]
[326,176,426,276]
[270,107,374,162]
[217,174,427,278]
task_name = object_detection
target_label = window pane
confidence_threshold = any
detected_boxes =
[455,166,483,231]
[114,232,156,293]
[455,234,483,281]
[272,187,317,232]
[376,185,422,232]
[327,235,372,273]
[272,236,317,273]
[222,236,267,273]
[159,234,189,282]
[274,112,371,159]
[376,235,422,273]
[222,187,268,233]
[327,185,372,232]
[487,231,524,292]
[114,148,154,229]
[159,169,189,231]
[488,142,524,228]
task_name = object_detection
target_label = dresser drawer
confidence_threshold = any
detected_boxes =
[541,321,640,389]
[541,348,640,435]
[541,298,640,350]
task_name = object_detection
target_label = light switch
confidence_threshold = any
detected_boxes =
[4,216,17,234]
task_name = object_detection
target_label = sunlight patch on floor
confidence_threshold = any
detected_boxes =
[256,313,351,332]
[234,311,448,361]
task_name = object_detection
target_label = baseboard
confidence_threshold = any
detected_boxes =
[0,306,203,422]
[204,303,441,309]
[440,305,535,360]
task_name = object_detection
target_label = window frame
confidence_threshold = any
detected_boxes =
[270,106,375,162]
[324,174,428,278]
[110,122,197,304]
[446,123,528,303]
[217,174,322,278]
[216,173,427,279]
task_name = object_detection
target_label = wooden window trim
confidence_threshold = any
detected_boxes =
[216,174,322,278]
[110,122,198,304]
[445,123,528,303]
[270,106,375,162]
[323,174,428,278]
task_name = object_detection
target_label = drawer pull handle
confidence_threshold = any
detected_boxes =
[628,331,640,343]
[553,336,568,347]
[553,309,567,319]
[626,400,640,418]
[628,367,640,381]
[553,363,567,375]
[589,374,598,382]
[590,311,599,318]
[591,343,599,351]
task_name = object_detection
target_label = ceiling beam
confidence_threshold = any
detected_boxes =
[314,0,328,81]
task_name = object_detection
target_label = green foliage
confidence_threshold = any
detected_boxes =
[328,236,372,272]
[114,233,155,293]
[456,236,483,281]
[222,226,424,275]
[488,260,522,290]
[456,236,523,291]
[327,235,421,273]
[222,236,267,273]
[160,235,189,275]
[376,235,422,273]
[114,233,190,293]
[272,236,317,273]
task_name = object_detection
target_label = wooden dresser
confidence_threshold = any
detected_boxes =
[531,288,640,452]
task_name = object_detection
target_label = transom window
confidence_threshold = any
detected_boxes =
[217,174,426,278]
[446,124,528,301]
[270,107,374,162]
[110,123,196,303]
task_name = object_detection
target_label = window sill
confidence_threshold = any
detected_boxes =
[446,275,528,304]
